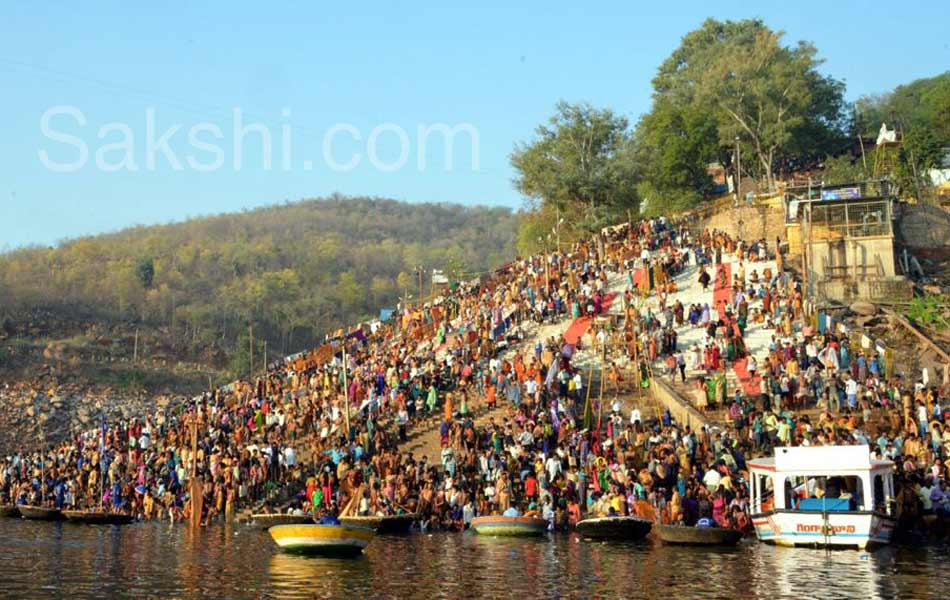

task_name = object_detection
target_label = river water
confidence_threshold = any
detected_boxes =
[0,519,945,599]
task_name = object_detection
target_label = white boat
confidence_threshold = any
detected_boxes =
[749,445,896,550]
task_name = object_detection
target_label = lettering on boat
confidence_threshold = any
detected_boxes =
[795,524,856,534]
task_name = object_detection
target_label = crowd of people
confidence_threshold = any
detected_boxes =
[620,224,950,534]
[280,217,763,533]
[2,215,948,540]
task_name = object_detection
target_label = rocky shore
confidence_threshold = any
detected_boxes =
[0,381,183,454]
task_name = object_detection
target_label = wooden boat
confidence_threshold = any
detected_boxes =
[252,513,313,529]
[575,516,653,541]
[18,505,64,521]
[339,513,417,534]
[0,505,20,518]
[470,515,548,537]
[62,510,136,525]
[268,523,376,556]
[655,523,743,546]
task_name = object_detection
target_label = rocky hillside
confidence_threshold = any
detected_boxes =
[0,196,519,451]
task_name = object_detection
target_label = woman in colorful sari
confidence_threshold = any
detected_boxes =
[714,371,728,407]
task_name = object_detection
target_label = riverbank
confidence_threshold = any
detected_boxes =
[3,215,948,552]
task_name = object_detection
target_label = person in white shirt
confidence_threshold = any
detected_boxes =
[917,403,929,435]
[282,446,296,468]
[629,408,642,425]
[805,342,818,364]
[545,455,561,482]
[703,467,722,491]
[845,376,859,408]
[573,373,583,401]
[525,379,538,400]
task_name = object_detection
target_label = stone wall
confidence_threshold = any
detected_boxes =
[690,200,787,242]
[650,378,712,431]
[896,203,950,250]
[815,277,914,303]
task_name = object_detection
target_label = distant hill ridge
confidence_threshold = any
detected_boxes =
[0,195,519,382]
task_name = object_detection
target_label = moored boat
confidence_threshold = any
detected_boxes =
[268,523,376,556]
[62,510,136,525]
[0,505,20,518]
[575,516,653,541]
[339,513,417,534]
[252,513,313,529]
[655,523,743,546]
[749,445,897,550]
[18,505,64,521]
[470,515,548,537]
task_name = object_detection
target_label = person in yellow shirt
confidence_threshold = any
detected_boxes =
[786,358,799,378]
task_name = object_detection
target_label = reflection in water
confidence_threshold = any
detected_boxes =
[0,519,945,599]
[759,545,887,600]
[267,553,372,599]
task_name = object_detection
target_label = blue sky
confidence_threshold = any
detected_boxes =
[1,1,947,248]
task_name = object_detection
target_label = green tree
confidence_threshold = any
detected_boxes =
[444,253,469,284]
[334,271,363,319]
[820,154,869,185]
[633,97,718,210]
[510,101,638,231]
[370,276,394,305]
[229,332,266,378]
[854,72,950,200]
[135,257,155,288]
[652,18,848,190]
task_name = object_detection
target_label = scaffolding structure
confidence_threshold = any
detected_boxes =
[872,123,902,179]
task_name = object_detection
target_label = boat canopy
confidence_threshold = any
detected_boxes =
[748,445,893,474]
[749,446,895,515]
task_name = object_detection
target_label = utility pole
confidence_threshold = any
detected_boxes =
[248,324,253,376]
[342,332,351,440]
[133,328,139,364]
[417,265,424,301]
[539,237,549,290]
[735,136,742,205]
[858,133,868,172]
[188,410,203,530]
[263,340,267,375]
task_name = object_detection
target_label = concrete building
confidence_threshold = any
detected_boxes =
[786,182,912,302]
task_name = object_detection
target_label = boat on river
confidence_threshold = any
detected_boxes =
[655,523,743,546]
[340,513,417,534]
[0,505,20,518]
[252,513,313,529]
[575,516,653,541]
[62,510,136,525]
[18,505,64,521]
[749,445,896,550]
[470,515,548,536]
[268,523,376,556]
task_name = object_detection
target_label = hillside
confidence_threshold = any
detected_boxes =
[0,196,519,398]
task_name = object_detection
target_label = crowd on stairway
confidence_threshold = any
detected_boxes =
[612,221,950,531]
[3,215,948,536]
